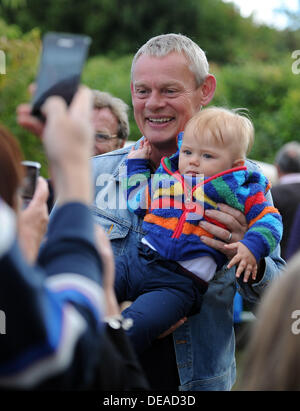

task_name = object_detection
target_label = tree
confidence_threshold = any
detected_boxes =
[1,0,294,64]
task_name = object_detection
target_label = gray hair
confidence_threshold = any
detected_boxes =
[131,33,209,87]
[275,141,300,174]
[92,90,130,140]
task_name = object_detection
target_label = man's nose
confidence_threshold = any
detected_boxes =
[145,91,166,110]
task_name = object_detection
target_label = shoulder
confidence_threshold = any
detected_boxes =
[91,144,136,179]
[245,158,262,172]
[244,161,271,193]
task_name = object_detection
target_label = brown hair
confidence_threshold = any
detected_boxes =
[0,124,24,209]
[241,252,300,390]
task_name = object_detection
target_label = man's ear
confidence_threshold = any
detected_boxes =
[119,139,126,149]
[199,74,216,107]
[130,82,134,102]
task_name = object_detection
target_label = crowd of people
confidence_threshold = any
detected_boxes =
[0,32,299,392]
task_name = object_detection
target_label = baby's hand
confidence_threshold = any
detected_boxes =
[128,138,152,159]
[225,242,257,282]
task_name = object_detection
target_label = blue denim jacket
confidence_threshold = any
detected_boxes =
[91,140,286,391]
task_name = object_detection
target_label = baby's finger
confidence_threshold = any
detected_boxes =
[227,254,240,269]
[243,265,253,283]
[235,260,247,278]
[224,242,239,250]
[251,265,258,281]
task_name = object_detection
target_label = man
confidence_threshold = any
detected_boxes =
[271,141,300,260]
[92,90,129,156]
[91,34,285,390]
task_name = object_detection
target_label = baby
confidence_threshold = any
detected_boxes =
[115,107,282,353]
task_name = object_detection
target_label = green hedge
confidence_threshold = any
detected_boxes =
[212,58,300,163]
[1,22,300,177]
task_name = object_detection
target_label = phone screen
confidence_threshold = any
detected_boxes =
[31,33,91,119]
[21,161,41,200]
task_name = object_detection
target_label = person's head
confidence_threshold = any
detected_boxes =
[92,90,130,156]
[0,125,24,211]
[241,251,300,390]
[130,33,216,156]
[178,107,254,177]
[274,141,300,178]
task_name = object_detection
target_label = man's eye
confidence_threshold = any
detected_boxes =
[135,89,148,96]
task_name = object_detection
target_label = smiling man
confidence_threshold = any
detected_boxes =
[91,33,284,391]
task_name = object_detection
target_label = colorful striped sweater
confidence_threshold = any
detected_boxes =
[122,143,283,270]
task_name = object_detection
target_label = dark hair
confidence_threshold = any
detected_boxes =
[0,124,24,209]
[275,141,300,174]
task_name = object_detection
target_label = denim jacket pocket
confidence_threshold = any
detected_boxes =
[91,208,132,256]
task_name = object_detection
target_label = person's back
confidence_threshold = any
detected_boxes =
[241,251,300,390]
[271,141,300,260]
[285,204,300,260]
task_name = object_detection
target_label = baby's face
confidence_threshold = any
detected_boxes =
[178,128,238,177]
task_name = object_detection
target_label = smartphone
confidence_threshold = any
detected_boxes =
[31,32,91,120]
[21,161,41,201]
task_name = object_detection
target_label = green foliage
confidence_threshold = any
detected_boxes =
[1,1,300,170]
[1,0,298,65]
[212,58,300,163]
[0,19,47,174]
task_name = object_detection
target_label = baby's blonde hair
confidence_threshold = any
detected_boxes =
[185,106,254,159]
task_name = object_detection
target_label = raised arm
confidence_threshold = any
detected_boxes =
[121,139,153,217]
[0,88,107,389]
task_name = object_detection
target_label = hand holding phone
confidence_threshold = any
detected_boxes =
[31,32,91,120]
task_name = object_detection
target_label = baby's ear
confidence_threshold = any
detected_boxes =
[233,158,245,168]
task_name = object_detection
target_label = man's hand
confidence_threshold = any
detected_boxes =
[17,103,44,138]
[18,177,49,264]
[17,84,44,138]
[199,203,248,259]
[158,317,187,339]
[225,242,258,282]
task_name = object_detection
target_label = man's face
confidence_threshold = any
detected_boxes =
[131,52,205,153]
[92,107,124,156]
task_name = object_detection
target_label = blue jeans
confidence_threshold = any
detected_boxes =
[115,242,208,354]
